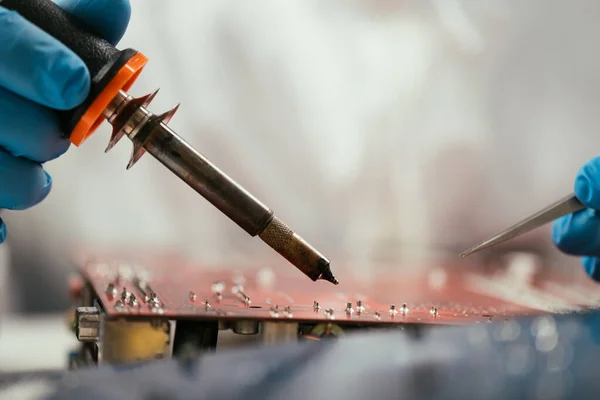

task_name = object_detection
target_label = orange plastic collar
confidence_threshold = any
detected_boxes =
[70,52,148,146]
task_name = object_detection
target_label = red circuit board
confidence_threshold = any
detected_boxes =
[76,251,600,326]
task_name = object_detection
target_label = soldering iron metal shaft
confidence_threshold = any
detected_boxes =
[103,90,338,285]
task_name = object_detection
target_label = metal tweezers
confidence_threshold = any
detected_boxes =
[460,193,585,257]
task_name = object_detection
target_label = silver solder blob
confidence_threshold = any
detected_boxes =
[284,306,293,318]
[120,287,129,302]
[324,309,335,320]
[400,303,409,315]
[345,302,354,315]
[313,301,321,312]
[114,300,126,312]
[129,293,139,307]
[270,305,280,318]
[356,300,365,314]
[105,283,117,297]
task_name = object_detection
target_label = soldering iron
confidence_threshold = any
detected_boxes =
[1,0,338,285]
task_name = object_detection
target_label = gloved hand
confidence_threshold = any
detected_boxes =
[0,0,131,244]
[553,156,600,281]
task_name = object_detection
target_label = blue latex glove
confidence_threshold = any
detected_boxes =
[0,0,131,244]
[553,156,600,281]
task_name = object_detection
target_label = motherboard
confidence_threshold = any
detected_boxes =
[67,250,600,368]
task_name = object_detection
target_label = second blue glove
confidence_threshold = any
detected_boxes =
[553,156,600,281]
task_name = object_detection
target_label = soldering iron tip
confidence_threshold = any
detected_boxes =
[319,265,339,285]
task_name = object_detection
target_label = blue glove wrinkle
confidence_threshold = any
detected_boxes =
[55,0,131,45]
[552,209,600,257]
[0,87,70,162]
[0,7,90,110]
[0,150,52,211]
[0,218,6,244]
[582,256,600,282]
[575,156,600,210]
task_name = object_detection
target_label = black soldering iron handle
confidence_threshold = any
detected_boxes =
[1,0,138,136]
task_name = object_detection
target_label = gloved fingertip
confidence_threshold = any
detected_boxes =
[575,157,600,209]
[55,61,91,110]
[551,215,571,251]
[32,170,53,206]
[48,139,71,162]
[44,170,52,192]
[44,170,52,185]
[582,256,600,282]
[107,0,132,44]
[0,219,6,244]
[55,0,131,45]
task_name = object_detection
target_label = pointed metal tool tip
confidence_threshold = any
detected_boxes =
[459,250,473,258]
[138,88,160,108]
[459,194,586,258]
[105,131,125,153]
[126,144,146,170]
[105,140,118,153]
[126,156,141,170]
[156,103,180,124]
[459,240,495,258]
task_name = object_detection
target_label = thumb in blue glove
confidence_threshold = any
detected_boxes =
[552,156,600,281]
[0,0,131,244]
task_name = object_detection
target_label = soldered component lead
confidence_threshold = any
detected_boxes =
[400,303,409,315]
[133,278,150,302]
[313,301,321,312]
[128,293,139,307]
[105,283,117,297]
[114,300,126,312]
[211,281,224,301]
[345,302,354,315]
[356,300,365,314]
[324,309,335,320]
[232,285,251,305]
[270,305,280,318]
[121,287,129,302]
